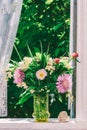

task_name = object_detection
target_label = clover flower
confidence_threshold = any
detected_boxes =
[14,69,25,84]
[56,74,72,93]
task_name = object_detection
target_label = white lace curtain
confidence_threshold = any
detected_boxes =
[0,0,23,117]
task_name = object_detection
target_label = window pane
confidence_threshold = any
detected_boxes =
[7,0,71,118]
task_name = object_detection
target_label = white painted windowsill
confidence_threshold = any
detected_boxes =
[0,118,87,130]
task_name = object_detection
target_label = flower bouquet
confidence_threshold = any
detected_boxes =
[6,47,79,122]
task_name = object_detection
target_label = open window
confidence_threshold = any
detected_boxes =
[0,0,87,122]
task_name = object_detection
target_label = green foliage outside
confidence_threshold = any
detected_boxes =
[7,0,70,118]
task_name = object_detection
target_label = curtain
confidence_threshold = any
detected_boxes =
[0,0,23,117]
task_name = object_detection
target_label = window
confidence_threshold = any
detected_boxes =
[0,0,87,123]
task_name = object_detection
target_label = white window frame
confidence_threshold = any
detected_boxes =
[71,0,87,122]
[76,0,87,121]
[70,0,77,118]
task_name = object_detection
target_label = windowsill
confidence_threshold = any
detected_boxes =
[0,118,87,130]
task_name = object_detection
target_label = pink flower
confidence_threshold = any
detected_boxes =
[36,69,47,80]
[13,69,25,84]
[56,74,72,93]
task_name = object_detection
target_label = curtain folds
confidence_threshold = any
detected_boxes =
[0,0,23,116]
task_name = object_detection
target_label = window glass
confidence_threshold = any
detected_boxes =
[7,0,70,118]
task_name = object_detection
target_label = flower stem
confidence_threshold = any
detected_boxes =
[14,44,22,61]
[47,42,50,54]
[40,40,43,55]
[26,43,33,58]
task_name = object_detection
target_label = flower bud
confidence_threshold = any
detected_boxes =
[72,52,79,58]
[54,58,60,64]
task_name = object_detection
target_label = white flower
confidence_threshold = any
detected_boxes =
[22,82,28,89]
[18,57,32,71]
[5,71,13,81]
[45,58,55,74]
[60,57,69,63]
[18,61,27,71]
[60,57,72,69]
[23,57,32,64]
[47,58,53,66]
[50,93,55,105]
[6,72,13,78]
[17,82,28,89]
[30,89,35,94]
[17,83,23,88]
[64,63,72,69]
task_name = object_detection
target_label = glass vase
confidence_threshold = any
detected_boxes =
[32,93,50,122]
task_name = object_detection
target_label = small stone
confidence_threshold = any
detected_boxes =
[58,111,70,122]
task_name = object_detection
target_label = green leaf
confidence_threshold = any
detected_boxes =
[54,48,60,57]
[59,95,63,103]
[17,93,32,105]
[75,58,80,63]
[57,41,65,47]
[53,23,63,31]
[34,47,40,53]
[20,88,30,97]
[10,59,18,65]
[36,53,42,59]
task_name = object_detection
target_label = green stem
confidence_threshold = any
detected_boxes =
[14,44,22,61]
[26,43,33,58]
[40,40,43,55]
[47,42,50,54]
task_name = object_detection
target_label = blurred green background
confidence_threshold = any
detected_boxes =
[7,0,70,118]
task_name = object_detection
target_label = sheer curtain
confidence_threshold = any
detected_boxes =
[0,0,23,116]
